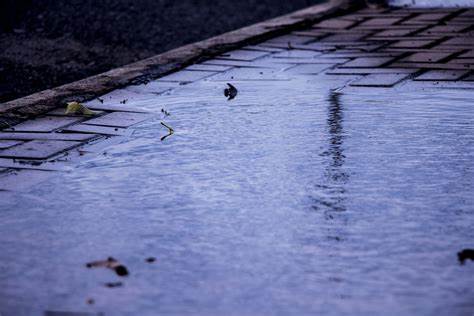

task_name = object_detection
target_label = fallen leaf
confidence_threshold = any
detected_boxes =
[65,102,98,116]
[86,257,129,276]
[224,83,238,101]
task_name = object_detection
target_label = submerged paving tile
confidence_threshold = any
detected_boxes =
[86,88,155,108]
[185,64,234,72]
[62,124,132,136]
[326,67,418,75]
[84,103,150,113]
[0,140,23,149]
[273,50,321,59]
[350,73,411,87]
[0,169,53,191]
[157,70,217,83]
[219,49,270,61]
[0,158,68,171]
[82,112,155,128]
[124,81,179,95]
[5,116,82,132]
[207,67,288,81]
[263,34,315,45]
[0,132,96,141]
[203,59,264,68]
[0,140,82,160]
[284,63,334,75]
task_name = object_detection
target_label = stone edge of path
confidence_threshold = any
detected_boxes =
[0,0,366,126]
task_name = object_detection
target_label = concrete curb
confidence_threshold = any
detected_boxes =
[0,0,365,125]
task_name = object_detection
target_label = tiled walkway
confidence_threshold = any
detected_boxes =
[1,6,474,190]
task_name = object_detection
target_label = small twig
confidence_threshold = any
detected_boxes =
[160,122,174,141]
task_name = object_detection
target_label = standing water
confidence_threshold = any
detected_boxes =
[0,75,473,315]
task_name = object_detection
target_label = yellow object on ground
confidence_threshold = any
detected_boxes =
[65,102,98,116]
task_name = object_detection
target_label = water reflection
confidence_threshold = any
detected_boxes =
[311,91,348,215]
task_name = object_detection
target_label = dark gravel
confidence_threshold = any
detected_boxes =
[0,0,324,103]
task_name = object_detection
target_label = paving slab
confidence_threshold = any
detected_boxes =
[82,112,155,128]
[458,50,474,58]
[0,140,82,160]
[372,29,415,37]
[326,67,418,75]
[185,64,234,72]
[440,37,474,46]
[0,132,96,141]
[357,17,403,27]
[421,25,471,35]
[62,124,132,136]
[5,116,82,132]
[263,34,315,45]
[350,73,411,87]
[340,57,395,68]
[0,158,69,171]
[413,70,470,81]
[284,63,335,75]
[448,58,474,64]
[408,13,450,22]
[389,39,437,48]
[313,18,356,29]
[401,51,456,63]
[0,140,23,149]
[203,59,266,68]
[124,81,179,95]
[207,67,289,81]
[156,70,217,83]
[219,49,270,61]
[319,33,369,42]
[390,62,474,70]
[273,50,321,59]
[463,73,474,81]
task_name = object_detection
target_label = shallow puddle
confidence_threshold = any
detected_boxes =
[0,75,473,315]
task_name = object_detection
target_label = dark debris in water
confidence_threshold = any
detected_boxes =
[224,83,238,100]
[145,257,156,263]
[161,108,170,117]
[86,257,129,276]
[104,281,123,288]
[458,249,474,265]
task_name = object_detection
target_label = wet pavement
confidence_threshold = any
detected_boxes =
[1,5,474,316]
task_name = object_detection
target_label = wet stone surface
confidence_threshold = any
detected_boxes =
[1,5,474,316]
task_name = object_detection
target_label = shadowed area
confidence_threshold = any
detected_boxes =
[0,0,324,102]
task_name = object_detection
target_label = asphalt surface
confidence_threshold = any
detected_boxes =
[0,0,323,103]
